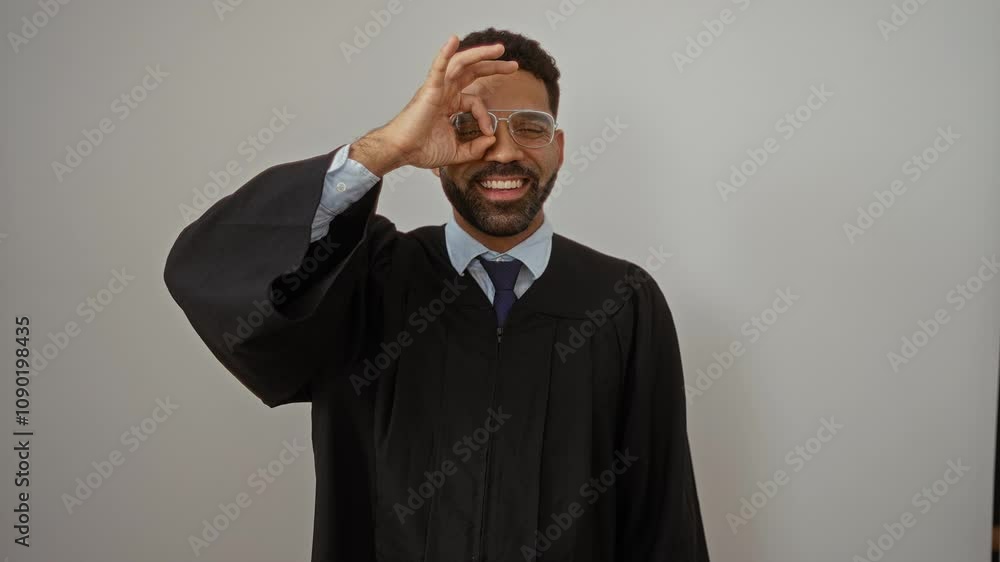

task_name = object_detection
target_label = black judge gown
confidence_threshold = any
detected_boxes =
[163,145,710,562]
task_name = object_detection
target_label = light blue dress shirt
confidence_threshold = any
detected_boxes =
[310,144,553,304]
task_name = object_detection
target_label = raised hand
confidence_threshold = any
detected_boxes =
[349,35,519,177]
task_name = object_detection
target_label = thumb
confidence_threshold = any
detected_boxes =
[458,135,495,162]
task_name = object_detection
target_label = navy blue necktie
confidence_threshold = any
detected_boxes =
[477,256,523,327]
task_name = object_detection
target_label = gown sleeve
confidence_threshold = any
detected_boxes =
[615,264,710,561]
[163,144,396,407]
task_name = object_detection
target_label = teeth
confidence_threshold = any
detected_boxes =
[478,179,525,190]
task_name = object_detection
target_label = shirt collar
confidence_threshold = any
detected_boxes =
[445,214,553,279]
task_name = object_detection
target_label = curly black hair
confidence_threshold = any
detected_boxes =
[457,28,561,119]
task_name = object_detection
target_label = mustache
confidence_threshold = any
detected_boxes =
[469,162,538,183]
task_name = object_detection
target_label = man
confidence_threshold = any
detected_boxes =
[164,28,709,562]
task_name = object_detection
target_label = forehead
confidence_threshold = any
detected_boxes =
[461,69,550,112]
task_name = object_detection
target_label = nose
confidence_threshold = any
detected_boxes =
[483,119,526,164]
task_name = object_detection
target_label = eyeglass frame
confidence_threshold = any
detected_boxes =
[448,108,559,148]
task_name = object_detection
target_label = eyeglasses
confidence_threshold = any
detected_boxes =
[449,109,557,148]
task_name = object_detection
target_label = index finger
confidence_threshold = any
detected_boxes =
[443,43,506,84]
[428,37,505,87]
[427,35,460,89]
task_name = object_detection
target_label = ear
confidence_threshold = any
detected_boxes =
[555,128,565,170]
[431,167,441,178]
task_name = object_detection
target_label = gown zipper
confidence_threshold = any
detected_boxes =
[475,325,503,561]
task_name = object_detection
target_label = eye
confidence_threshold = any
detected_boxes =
[513,125,547,138]
[457,128,483,140]
[453,113,485,140]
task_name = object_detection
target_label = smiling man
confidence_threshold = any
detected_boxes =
[164,28,709,562]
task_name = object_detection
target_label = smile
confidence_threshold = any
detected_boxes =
[476,177,530,190]
[474,176,532,201]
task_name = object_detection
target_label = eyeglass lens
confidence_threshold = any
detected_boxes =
[452,111,554,147]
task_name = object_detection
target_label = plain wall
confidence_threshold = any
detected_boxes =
[2,0,998,560]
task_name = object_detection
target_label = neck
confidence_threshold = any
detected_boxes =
[454,210,544,254]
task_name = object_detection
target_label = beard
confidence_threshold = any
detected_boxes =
[440,161,558,237]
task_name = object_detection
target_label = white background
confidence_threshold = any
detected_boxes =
[2,0,998,560]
